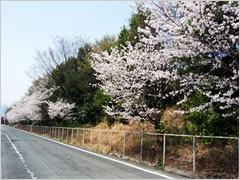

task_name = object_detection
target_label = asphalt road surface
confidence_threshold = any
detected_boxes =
[1,125,183,179]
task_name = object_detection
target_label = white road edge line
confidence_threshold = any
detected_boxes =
[13,127,174,179]
[5,133,37,179]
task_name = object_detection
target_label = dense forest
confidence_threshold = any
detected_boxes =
[6,1,239,137]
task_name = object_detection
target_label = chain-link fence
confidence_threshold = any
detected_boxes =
[15,124,239,179]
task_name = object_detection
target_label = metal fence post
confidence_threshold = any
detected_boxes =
[90,130,92,145]
[71,129,74,142]
[99,131,102,145]
[110,131,112,150]
[193,136,196,174]
[123,132,126,156]
[62,128,64,139]
[83,129,85,144]
[66,128,69,142]
[140,133,143,161]
[163,134,166,167]
[77,129,79,142]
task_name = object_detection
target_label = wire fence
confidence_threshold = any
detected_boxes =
[14,124,239,179]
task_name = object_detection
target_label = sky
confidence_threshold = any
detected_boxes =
[1,1,134,108]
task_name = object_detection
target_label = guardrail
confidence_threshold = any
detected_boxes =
[15,124,239,178]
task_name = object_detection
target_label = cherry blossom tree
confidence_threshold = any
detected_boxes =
[6,94,42,124]
[5,101,28,124]
[6,78,76,124]
[6,80,58,123]
[47,98,75,120]
[91,42,179,127]
[90,1,239,127]
[135,1,239,117]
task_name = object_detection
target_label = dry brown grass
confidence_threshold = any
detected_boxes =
[62,120,156,156]
[93,120,156,155]
[161,107,190,134]
[195,141,238,179]
[95,119,155,132]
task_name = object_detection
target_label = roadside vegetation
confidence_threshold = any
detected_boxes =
[6,1,239,178]
[6,1,238,137]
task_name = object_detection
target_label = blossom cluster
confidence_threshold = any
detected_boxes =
[90,1,239,120]
[6,81,58,123]
[6,80,75,123]
[47,99,75,120]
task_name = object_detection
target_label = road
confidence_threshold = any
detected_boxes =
[1,125,182,179]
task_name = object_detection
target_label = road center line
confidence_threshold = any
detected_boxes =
[14,127,174,179]
[5,133,37,179]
